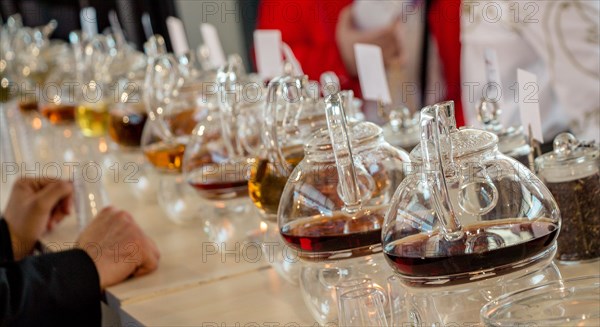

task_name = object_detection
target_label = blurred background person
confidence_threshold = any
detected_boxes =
[462,0,600,144]
[256,0,406,102]
[340,0,458,121]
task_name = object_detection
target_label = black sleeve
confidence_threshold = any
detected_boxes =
[0,220,14,264]
[0,220,102,327]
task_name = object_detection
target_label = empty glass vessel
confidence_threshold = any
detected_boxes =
[278,92,410,324]
[481,275,600,327]
[382,101,561,324]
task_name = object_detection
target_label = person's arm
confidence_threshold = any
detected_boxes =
[0,178,159,326]
[0,220,13,264]
[0,219,101,326]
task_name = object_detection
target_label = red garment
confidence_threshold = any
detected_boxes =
[256,0,464,126]
[256,0,360,95]
[428,0,464,126]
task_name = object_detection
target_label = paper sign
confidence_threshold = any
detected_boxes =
[166,16,189,56]
[141,12,154,40]
[80,7,98,37]
[254,30,283,80]
[200,23,226,68]
[354,43,391,104]
[517,69,544,143]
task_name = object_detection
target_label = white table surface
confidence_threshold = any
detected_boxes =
[2,103,596,326]
[41,177,270,309]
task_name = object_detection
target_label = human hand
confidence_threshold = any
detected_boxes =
[3,178,73,260]
[76,207,160,290]
[335,5,404,76]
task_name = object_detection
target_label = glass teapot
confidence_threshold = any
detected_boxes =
[278,92,410,324]
[383,101,560,284]
[477,97,531,166]
[249,74,325,223]
[182,55,263,242]
[248,74,327,285]
[381,104,420,152]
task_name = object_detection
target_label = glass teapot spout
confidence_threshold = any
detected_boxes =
[419,101,463,237]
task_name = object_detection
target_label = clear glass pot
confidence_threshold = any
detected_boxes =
[141,53,201,224]
[182,56,263,243]
[480,275,600,327]
[381,104,420,152]
[383,101,560,284]
[382,101,561,323]
[278,93,410,324]
[477,97,531,166]
[248,74,326,285]
[249,75,326,223]
[535,133,599,263]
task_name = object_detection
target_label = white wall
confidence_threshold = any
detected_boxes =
[175,0,247,65]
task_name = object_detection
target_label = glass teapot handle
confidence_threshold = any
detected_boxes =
[217,56,245,158]
[143,53,181,141]
[419,101,463,236]
[263,75,304,171]
[325,93,362,214]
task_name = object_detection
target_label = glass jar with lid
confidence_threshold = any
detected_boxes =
[535,133,599,263]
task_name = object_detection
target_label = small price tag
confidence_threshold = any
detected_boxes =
[80,7,98,38]
[166,16,189,56]
[200,23,226,68]
[517,69,544,143]
[253,30,283,80]
[354,43,391,104]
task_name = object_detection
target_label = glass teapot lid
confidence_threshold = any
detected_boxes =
[535,133,599,182]
[382,105,420,150]
[410,101,498,162]
[536,133,598,169]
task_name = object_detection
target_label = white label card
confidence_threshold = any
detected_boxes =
[80,7,98,38]
[517,69,544,143]
[354,43,391,104]
[253,30,283,80]
[166,16,189,56]
[200,23,226,68]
